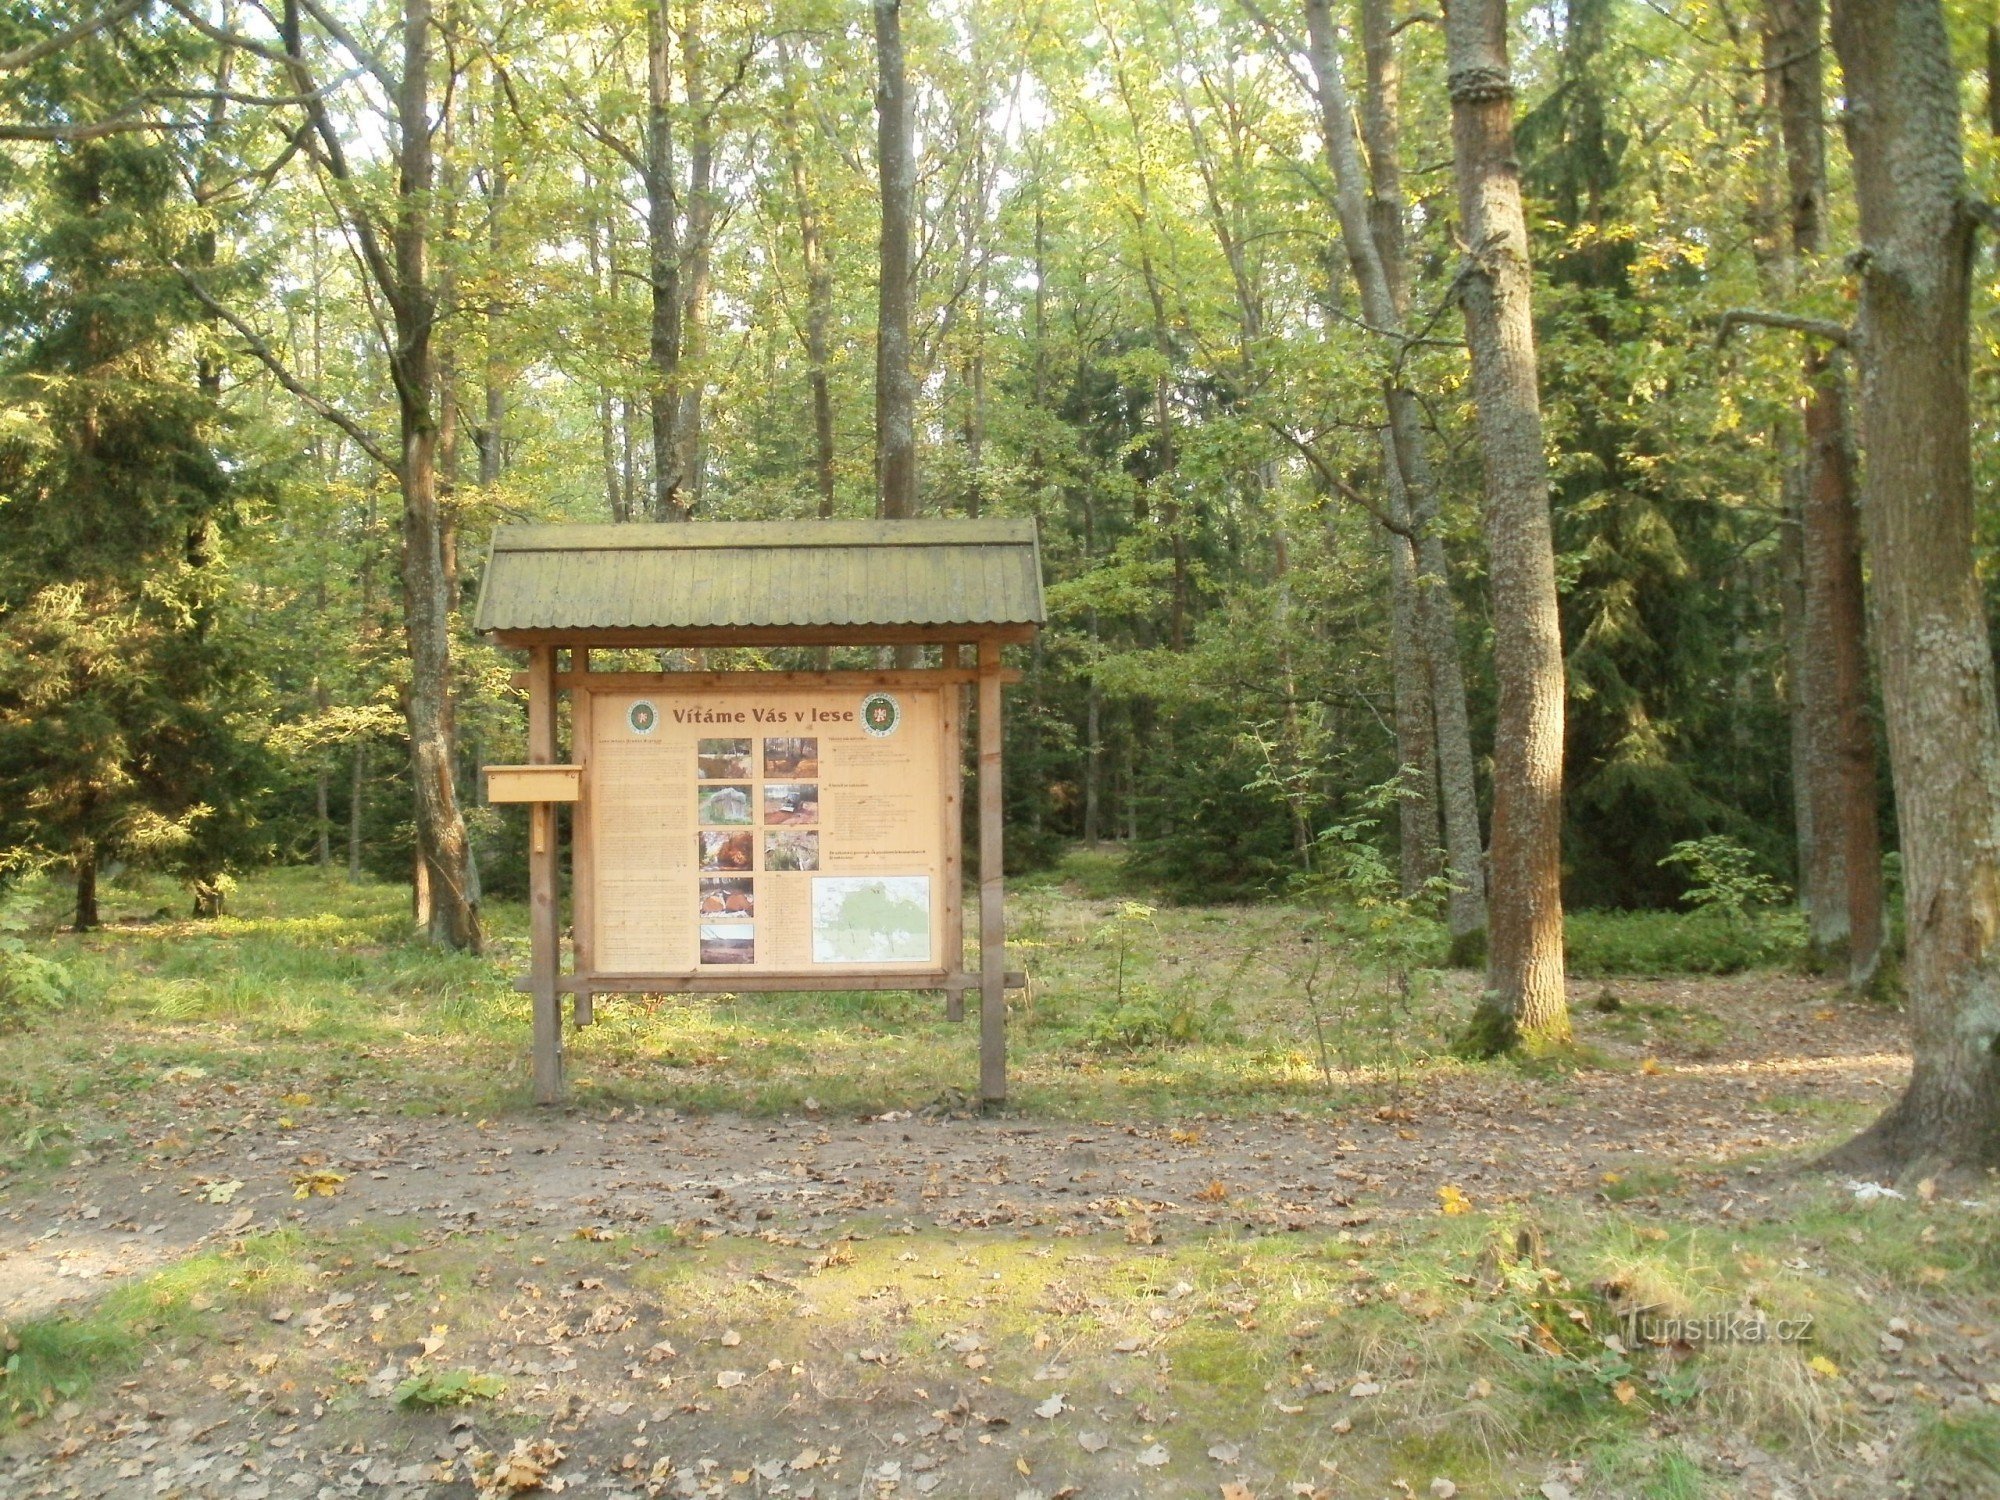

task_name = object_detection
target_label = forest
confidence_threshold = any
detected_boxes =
[4,1,2000,1492]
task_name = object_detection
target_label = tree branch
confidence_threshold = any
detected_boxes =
[1268,423,1414,539]
[1715,307,1851,347]
[177,268,396,472]
[0,0,145,71]
[0,115,177,141]
[294,0,397,96]
[160,0,300,68]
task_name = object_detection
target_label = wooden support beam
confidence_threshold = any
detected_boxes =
[570,650,594,1028]
[978,639,1007,1105]
[509,667,1021,692]
[492,623,1035,651]
[526,645,562,1105]
[513,970,1024,996]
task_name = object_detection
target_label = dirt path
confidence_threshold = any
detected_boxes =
[0,975,1925,1500]
[3,974,1904,1323]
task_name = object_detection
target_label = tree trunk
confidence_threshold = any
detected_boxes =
[348,742,366,881]
[74,844,98,932]
[316,766,332,866]
[873,0,917,521]
[645,0,686,521]
[478,145,507,488]
[1444,0,1568,1049]
[778,38,837,518]
[671,9,713,513]
[1085,609,1103,845]
[1776,470,1818,916]
[1765,0,1884,989]
[1303,0,1486,942]
[1989,21,2000,138]
[1385,489,1443,895]
[1800,360,1884,986]
[1823,0,2000,1171]
[393,0,481,952]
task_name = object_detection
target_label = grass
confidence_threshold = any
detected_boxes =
[8,1191,1994,1493]
[0,859,1483,1135]
[0,854,1981,1496]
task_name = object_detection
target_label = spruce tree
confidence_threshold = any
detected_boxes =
[0,129,267,927]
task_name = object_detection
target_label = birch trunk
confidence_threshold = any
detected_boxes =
[1825,0,2000,1169]
[1444,0,1567,1047]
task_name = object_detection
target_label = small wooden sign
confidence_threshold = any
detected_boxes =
[484,764,582,803]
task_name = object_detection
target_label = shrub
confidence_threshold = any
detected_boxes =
[0,877,69,1031]
[1566,908,1803,976]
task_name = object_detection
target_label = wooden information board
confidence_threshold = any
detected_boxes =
[573,680,960,986]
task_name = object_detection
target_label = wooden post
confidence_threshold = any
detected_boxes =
[945,641,966,1024]
[977,637,1006,1105]
[570,648,594,1028]
[527,645,562,1105]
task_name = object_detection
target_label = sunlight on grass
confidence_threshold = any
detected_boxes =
[0,853,1879,1139]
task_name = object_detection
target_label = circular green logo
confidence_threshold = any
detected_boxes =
[628,700,658,735]
[860,692,901,738]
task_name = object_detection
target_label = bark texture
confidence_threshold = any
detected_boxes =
[1304,0,1485,938]
[1765,0,1884,988]
[271,0,480,949]
[1825,0,2000,1169]
[873,0,917,521]
[778,39,837,517]
[644,0,687,520]
[393,0,481,952]
[1443,0,1567,1047]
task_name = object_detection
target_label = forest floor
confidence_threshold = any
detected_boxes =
[1,864,1996,1500]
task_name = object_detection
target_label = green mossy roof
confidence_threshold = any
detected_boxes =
[474,519,1044,634]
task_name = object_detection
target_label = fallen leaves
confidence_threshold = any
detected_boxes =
[474,1439,566,1496]
[1437,1185,1472,1216]
[1078,1432,1109,1454]
[1136,1443,1170,1467]
[290,1169,346,1200]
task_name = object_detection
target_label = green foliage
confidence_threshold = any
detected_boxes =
[393,1368,505,1408]
[1566,908,1804,977]
[1905,1410,2000,1496]
[0,874,69,1030]
[1071,900,1238,1053]
[0,120,271,914]
[1658,836,1792,922]
[0,1311,136,1421]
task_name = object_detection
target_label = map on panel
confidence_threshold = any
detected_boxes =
[811,876,933,964]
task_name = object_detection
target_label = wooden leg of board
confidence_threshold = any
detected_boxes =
[528,645,562,1105]
[570,650,592,1032]
[977,640,1006,1106]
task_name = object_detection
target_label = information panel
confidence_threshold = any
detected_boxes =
[582,684,953,978]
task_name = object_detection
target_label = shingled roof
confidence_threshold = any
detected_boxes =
[474,519,1044,643]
